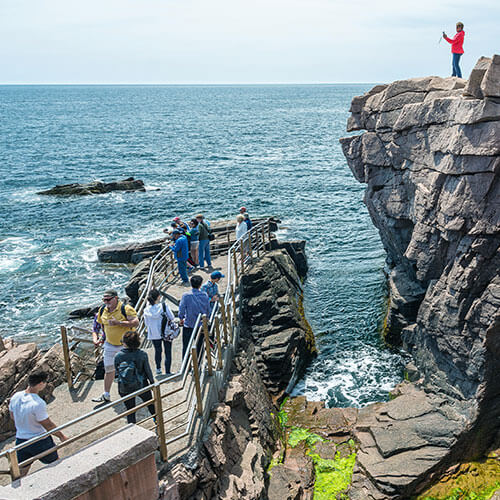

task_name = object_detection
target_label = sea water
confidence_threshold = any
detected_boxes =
[0,84,406,408]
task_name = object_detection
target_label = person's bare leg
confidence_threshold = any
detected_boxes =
[104,370,114,394]
[193,248,199,265]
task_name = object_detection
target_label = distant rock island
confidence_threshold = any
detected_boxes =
[38,177,146,195]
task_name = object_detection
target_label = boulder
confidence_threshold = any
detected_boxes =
[463,56,492,99]
[37,177,146,196]
[480,54,500,97]
[97,239,166,264]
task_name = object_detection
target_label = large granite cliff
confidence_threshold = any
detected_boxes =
[340,56,500,497]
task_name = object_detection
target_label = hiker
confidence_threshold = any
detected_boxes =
[144,289,177,375]
[114,331,156,424]
[196,213,212,270]
[189,218,200,267]
[443,22,465,78]
[201,271,224,310]
[170,229,190,285]
[92,289,139,403]
[240,207,252,230]
[178,275,211,357]
[235,214,248,241]
[173,217,191,236]
[9,370,68,476]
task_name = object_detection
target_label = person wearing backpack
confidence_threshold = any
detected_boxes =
[144,289,177,376]
[114,331,155,424]
[92,289,139,403]
[196,213,213,270]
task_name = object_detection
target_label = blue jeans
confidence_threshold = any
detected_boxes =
[177,260,189,282]
[452,53,462,78]
[199,239,211,267]
[152,339,172,373]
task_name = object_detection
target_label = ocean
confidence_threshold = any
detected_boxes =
[0,84,406,408]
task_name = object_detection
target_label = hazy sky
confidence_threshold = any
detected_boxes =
[1,0,499,84]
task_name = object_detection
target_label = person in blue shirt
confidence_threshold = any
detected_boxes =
[178,275,211,356]
[189,219,200,267]
[201,271,224,310]
[170,230,189,284]
[240,207,252,230]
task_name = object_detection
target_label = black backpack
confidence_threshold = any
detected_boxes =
[116,357,143,392]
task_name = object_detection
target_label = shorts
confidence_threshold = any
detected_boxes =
[103,342,123,372]
[16,436,58,465]
[191,241,199,249]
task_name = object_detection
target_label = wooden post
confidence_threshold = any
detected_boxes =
[152,384,168,461]
[267,221,272,245]
[248,230,253,262]
[219,297,229,344]
[170,251,175,276]
[214,317,223,370]
[256,228,261,259]
[7,450,20,481]
[60,326,73,389]
[261,224,266,252]
[239,239,245,274]
[191,348,203,415]
[202,315,213,376]
[231,285,237,332]
[232,251,239,286]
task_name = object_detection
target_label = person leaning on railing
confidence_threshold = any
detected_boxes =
[92,289,139,403]
[9,370,67,477]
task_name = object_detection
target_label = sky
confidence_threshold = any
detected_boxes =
[1,0,499,84]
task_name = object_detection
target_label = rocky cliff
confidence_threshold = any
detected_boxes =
[340,56,500,497]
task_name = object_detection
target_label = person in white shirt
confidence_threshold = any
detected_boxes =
[235,214,248,241]
[9,370,67,476]
[143,289,176,375]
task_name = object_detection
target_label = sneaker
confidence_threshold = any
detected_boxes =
[156,368,162,375]
[182,281,190,287]
[92,393,111,403]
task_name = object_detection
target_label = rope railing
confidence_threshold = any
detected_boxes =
[0,219,274,481]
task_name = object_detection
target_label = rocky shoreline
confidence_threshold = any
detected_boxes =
[38,177,146,196]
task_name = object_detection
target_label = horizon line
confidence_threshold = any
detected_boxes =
[0,81,379,86]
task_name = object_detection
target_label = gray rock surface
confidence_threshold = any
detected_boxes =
[38,177,146,196]
[340,56,500,497]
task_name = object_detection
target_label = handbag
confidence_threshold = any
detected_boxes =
[161,303,180,341]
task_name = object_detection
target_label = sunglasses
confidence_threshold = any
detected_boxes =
[103,297,115,302]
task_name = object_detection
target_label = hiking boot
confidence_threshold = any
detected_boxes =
[155,368,162,375]
[92,393,111,403]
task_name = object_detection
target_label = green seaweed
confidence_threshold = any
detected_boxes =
[311,451,357,500]
[419,482,500,500]
[288,426,324,448]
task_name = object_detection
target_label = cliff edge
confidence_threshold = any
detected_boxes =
[340,56,500,497]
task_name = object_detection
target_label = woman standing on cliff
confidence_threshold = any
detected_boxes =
[443,22,465,78]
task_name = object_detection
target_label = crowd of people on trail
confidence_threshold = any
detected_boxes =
[9,208,254,471]
[166,208,252,285]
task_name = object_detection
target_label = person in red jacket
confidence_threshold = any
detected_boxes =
[443,22,465,78]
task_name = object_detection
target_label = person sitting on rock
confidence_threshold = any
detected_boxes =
[170,230,190,285]
[92,289,139,403]
[443,22,465,78]
[201,270,224,310]
[179,275,211,357]
[9,370,68,476]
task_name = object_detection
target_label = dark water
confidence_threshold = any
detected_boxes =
[0,84,405,407]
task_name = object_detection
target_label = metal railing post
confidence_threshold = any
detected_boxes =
[219,297,229,344]
[214,317,223,370]
[202,315,213,376]
[152,384,168,461]
[191,348,203,415]
[231,285,237,333]
[267,221,272,244]
[7,450,20,481]
[60,326,73,389]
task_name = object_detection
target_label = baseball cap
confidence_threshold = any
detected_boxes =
[103,289,118,298]
[173,217,181,222]
[172,229,182,236]
[211,271,225,279]
[239,207,246,212]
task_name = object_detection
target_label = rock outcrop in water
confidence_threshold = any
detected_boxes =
[38,177,146,196]
[340,56,500,497]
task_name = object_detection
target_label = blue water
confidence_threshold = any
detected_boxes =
[0,84,405,408]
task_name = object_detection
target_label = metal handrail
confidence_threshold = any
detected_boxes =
[0,219,274,481]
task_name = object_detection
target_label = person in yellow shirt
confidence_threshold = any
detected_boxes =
[92,289,139,403]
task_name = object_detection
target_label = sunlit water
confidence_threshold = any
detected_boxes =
[0,84,406,407]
